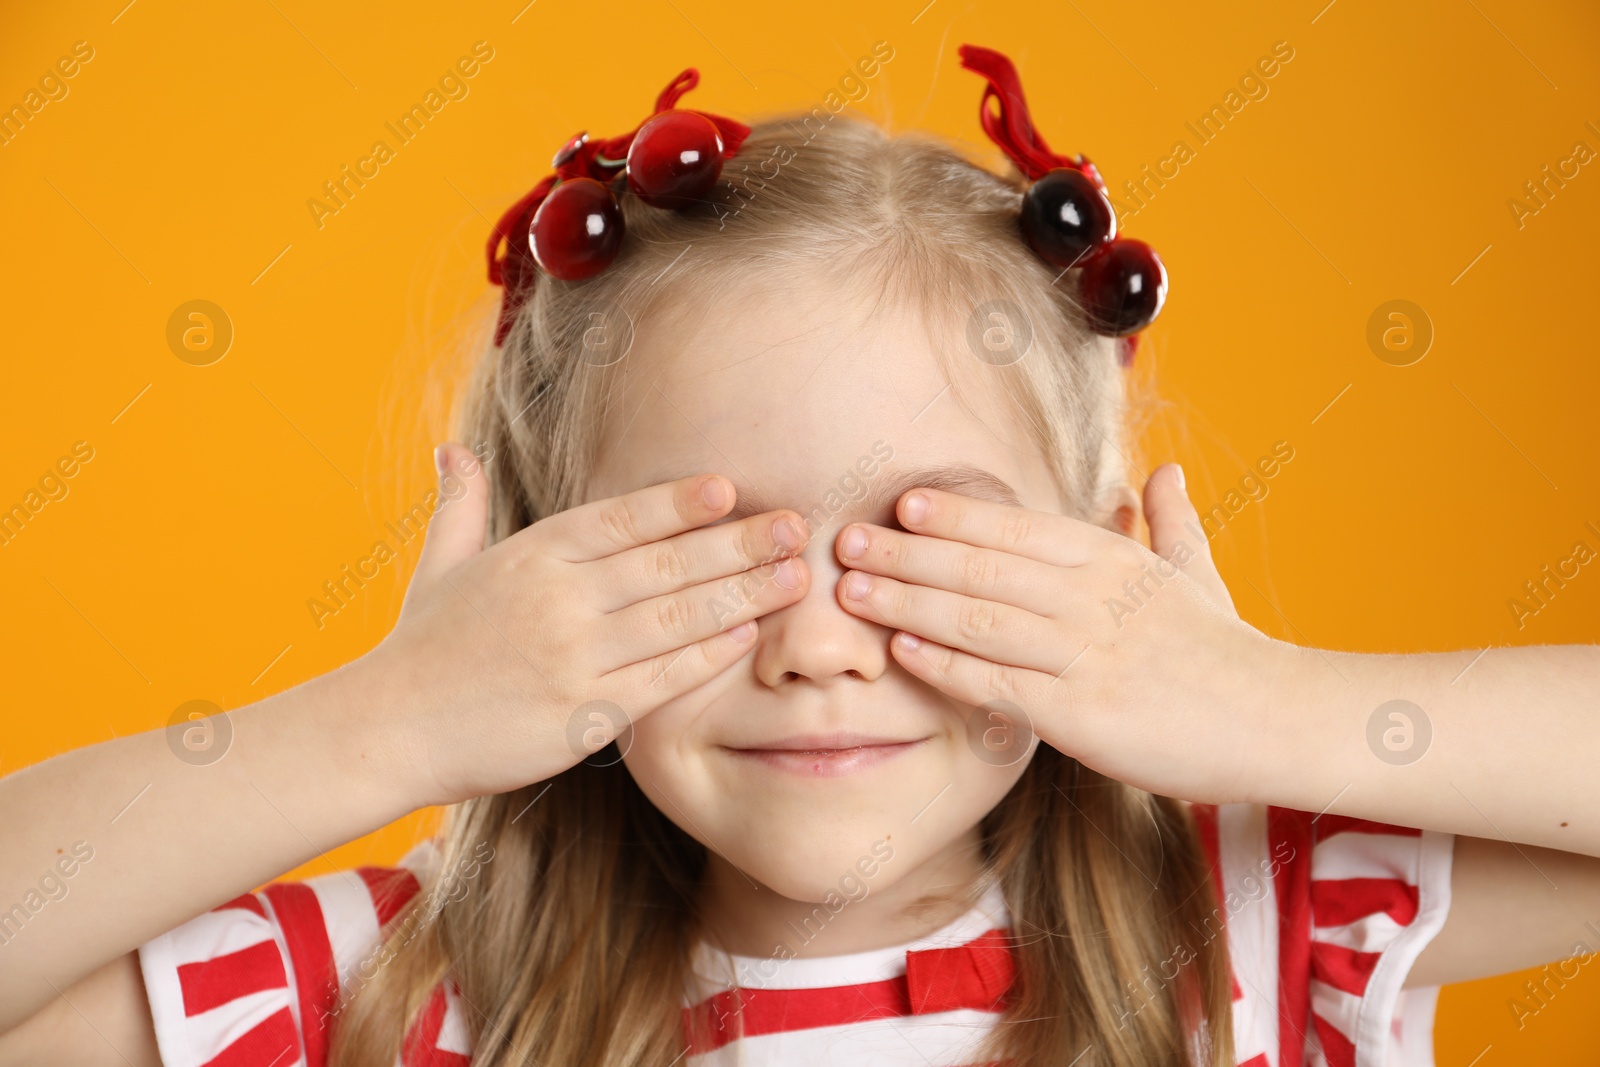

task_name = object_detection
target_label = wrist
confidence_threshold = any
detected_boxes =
[306,645,437,819]
[1225,630,1327,809]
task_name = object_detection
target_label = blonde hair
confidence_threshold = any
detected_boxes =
[328,112,1234,1067]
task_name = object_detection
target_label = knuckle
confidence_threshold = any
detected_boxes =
[997,509,1034,553]
[654,595,698,641]
[982,658,1013,699]
[956,598,998,642]
[960,550,1000,594]
[650,540,691,585]
[598,498,645,545]
[639,651,678,694]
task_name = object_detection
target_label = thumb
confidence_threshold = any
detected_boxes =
[1144,463,1204,563]
[414,442,491,586]
[1144,463,1235,612]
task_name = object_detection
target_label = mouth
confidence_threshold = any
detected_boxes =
[721,732,930,778]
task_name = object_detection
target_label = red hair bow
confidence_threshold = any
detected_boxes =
[485,69,751,347]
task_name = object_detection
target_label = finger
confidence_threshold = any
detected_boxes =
[588,508,808,613]
[1144,464,1208,565]
[603,618,760,708]
[538,473,734,563]
[596,554,809,674]
[837,569,1061,674]
[886,629,1061,723]
[894,487,1105,568]
[834,521,1063,617]
[1143,463,1236,611]
[414,442,491,586]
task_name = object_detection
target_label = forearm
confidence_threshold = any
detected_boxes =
[0,651,421,1031]
[1251,642,1600,855]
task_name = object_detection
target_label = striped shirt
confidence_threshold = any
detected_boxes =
[136,803,1454,1067]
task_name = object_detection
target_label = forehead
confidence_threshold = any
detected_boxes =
[584,278,1065,517]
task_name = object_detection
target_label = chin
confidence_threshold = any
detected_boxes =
[626,756,1034,908]
[732,821,909,904]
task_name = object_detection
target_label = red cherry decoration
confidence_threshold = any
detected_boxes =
[1021,167,1116,270]
[1080,238,1167,337]
[626,110,725,208]
[552,130,589,168]
[530,177,624,281]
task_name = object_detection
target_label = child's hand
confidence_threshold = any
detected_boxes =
[832,462,1287,806]
[358,442,810,808]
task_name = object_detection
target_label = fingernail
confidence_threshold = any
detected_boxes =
[434,444,449,473]
[701,476,727,510]
[727,620,757,642]
[844,571,871,599]
[1172,464,1185,491]
[895,631,921,651]
[840,526,867,560]
[774,558,802,589]
[903,492,928,525]
[774,517,804,552]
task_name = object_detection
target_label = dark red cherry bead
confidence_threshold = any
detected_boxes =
[626,110,725,208]
[1021,167,1116,269]
[1076,157,1108,195]
[552,130,588,168]
[1080,238,1168,337]
[530,178,624,281]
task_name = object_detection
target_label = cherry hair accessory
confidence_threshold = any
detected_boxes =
[958,44,1168,365]
[484,69,751,347]
[486,45,1165,366]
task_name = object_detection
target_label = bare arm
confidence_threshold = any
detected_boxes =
[1125,464,1600,852]
[0,450,815,1045]
[0,953,160,1066]
[1253,642,1600,857]
[1405,833,1600,988]
[0,652,421,1033]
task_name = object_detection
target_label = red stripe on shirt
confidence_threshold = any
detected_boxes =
[1188,803,1243,1002]
[262,882,338,1067]
[178,939,288,1017]
[356,866,423,930]
[1312,877,1420,928]
[1268,807,1312,1067]
[401,982,472,1067]
[1311,1006,1357,1067]
[212,892,269,920]
[685,977,915,1053]
[198,1004,300,1067]
[1311,815,1421,842]
[1192,803,1225,913]
[1310,939,1383,998]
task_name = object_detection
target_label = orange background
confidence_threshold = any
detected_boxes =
[3,0,1597,1059]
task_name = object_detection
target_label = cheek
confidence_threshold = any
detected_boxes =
[618,694,728,830]
[620,701,698,786]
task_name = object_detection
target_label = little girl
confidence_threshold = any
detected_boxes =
[3,43,1595,1067]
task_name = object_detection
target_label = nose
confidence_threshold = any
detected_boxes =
[751,537,890,686]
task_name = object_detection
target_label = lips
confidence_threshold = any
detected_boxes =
[723,732,929,778]
[732,731,919,751]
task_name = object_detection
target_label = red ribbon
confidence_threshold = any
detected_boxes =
[904,929,1016,1015]
[956,44,1105,193]
[485,68,751,347]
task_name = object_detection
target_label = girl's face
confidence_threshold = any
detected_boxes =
[583,279,1079,907]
